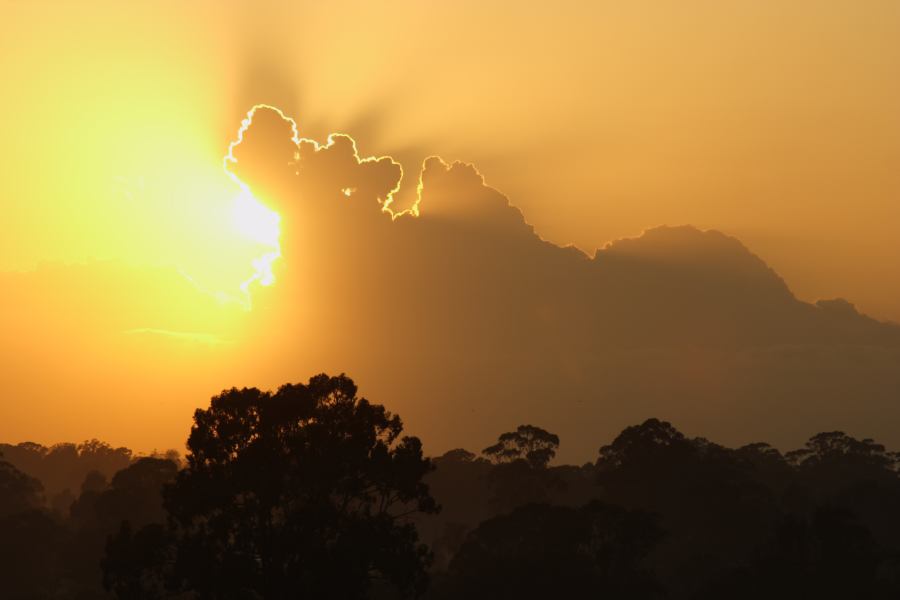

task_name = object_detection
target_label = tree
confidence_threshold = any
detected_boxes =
[64,457,179,597]
[596,419,780,595]
[437,448,478,464]
[480,426,563,514]
[105,373,438,599]
[596,418,695,475]
[439,502,664,599]
[0,458,43,517]
[0,439,132,500]
[0,442,47,485]
[695,507,891,600]
[0,509,68,599]
[733,442,794,494]
[72,457,178,531]
[785,432,900,558]
[102,522,172,600]
[482,425,559,469]
[81,469,108,494]
[787,431,899,493]
[420,450,493,570]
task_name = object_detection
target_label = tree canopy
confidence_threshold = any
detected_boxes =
[105,373,439,599]
[482,425,560,469]
[0,458,43,518]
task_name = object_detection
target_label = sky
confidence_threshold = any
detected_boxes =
[1,0,899,460]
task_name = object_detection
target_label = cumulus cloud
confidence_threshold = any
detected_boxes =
[4,106,899,461]
[218,106,900,461]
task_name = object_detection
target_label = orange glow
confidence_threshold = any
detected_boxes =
[1,0,899,460]
[223,108,284,297]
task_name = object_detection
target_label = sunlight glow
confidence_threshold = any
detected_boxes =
[231,190,281,292]
[232,189,280,247]
[223,106,286,300]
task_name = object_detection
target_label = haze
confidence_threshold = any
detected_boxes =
[2,0,899,462]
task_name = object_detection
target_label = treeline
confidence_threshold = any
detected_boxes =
[0,440,179,513]
[2,374,900,599]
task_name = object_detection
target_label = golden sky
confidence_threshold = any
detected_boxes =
[3,0,899,318]
[2,0,899,459]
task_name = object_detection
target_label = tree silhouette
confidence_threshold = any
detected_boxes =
[103,522,172,600]
[0,509,67,599]
[784,430,900,569]
[787,431,899,494]
[438,448,478,463]
[482,425,560,469]
[596,419,781,596]
[61,457,180,596]
[695,506,895,600]
[6,411,900,599]
[0,439,131,501]
[105,373,438,599]
[0,457,43,517]
[419,449,493,570]
[440,501,663,599]
[480,426,562,514]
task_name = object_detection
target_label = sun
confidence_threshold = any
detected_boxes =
[219,104,296,298]
[232,189,280,247]
[231,188,281,290]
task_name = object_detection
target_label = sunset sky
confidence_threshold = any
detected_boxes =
[2,0,899,459]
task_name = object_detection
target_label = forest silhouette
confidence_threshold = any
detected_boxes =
[4,372,900,598]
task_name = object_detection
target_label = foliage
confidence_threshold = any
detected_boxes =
[106,373,439,599]
[3,387,900,599]
[482,424,560,468]
[440,501,663,599]
[0,459,44,517]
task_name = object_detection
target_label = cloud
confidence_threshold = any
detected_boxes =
[226,105,405,217]
[4,107,900,461]
[216,106,900,462]
[296,133,404,216]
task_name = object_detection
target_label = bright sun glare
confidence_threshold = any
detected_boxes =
[231,189,281,292]
[220,104,294,301]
